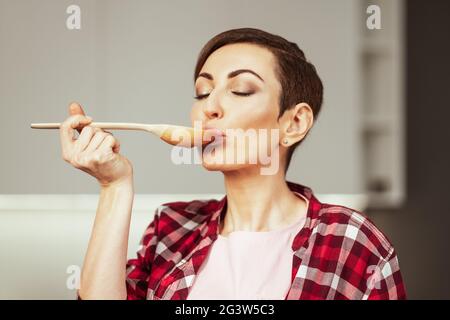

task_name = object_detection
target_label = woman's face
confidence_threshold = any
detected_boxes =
[190,43,286,174]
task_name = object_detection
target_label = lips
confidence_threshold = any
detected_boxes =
[202,126,226,137]
[202,126,226,147]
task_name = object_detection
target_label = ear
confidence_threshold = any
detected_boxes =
[279,103,314,147]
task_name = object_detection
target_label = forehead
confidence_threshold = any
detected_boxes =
[199,43,277,81]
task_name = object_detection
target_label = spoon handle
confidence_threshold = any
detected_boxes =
[30,122,152,131]
[30,122,211,147]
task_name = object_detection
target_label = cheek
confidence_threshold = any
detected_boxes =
[190,104,202,126]
[235,93,279,130]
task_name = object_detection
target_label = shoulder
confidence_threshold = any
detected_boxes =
[158,197,222,219]
[135,197,222,259]
[303,200,406,299]
[311,202,396,261]
[147,197,223,235]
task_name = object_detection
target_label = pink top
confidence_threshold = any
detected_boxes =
[187,213,307,300]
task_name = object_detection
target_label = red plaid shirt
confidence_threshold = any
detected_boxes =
[125,181,406,300]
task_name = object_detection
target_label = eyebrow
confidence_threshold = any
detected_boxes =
[196,69,265,83]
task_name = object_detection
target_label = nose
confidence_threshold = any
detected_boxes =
[202,93,223,120]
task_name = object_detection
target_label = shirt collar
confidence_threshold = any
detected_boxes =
[206,180,323,252]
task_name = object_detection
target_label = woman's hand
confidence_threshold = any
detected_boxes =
[59,102,133,188]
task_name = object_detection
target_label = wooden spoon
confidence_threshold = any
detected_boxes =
[30,122,222,148]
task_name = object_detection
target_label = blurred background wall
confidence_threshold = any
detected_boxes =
[0,0,364,195]
[368,0,450,299]
[0,0,449,299]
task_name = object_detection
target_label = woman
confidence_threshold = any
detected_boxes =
[61,28,406,300]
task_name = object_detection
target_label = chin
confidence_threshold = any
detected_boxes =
[199,142,277,174]
[200,156,250,172]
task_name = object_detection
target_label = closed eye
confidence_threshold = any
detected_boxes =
[194,93,210,100]
[232,91,253,97]
[194,91,254,100]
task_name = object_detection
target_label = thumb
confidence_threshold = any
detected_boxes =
[68,102,88,134]
[69,102,86,116]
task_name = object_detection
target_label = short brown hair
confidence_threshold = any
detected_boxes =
[194,28,323,172]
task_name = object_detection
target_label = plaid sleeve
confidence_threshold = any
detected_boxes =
[125,208,160,300]
[365,248,407,300]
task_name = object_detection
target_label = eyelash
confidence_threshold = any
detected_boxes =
[194,91,254,100]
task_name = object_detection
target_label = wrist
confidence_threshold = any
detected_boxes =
[99,175,134,191]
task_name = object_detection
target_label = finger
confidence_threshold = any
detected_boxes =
[69,102,88,134]
[98,135,119,153]
[101,130,120,152]
[69,102,86,116]
[84,131,108,153]
[73,126,96,154]
[112,139,121,153]
[60,115,93,153]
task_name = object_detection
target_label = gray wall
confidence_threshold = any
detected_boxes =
[0,0,363,194]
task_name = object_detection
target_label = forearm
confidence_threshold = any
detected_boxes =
[79,177,134,299]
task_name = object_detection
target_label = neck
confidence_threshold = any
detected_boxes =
[220,167,308,235]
